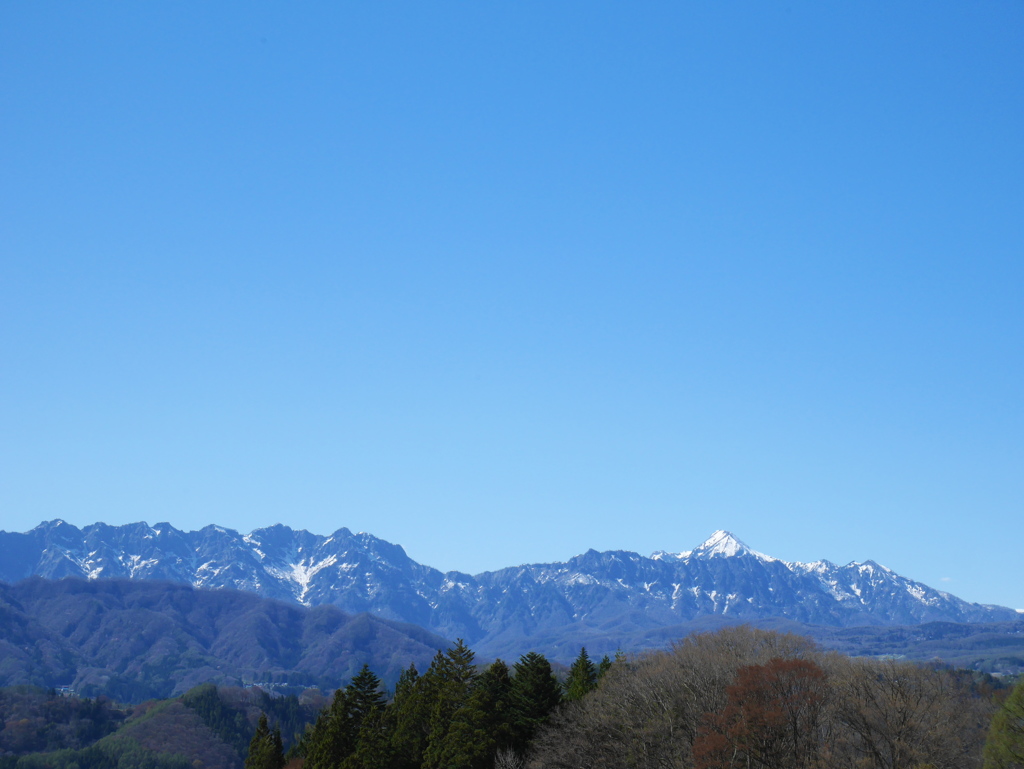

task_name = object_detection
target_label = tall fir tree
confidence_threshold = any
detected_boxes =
[429,658,515,769]
[303,689,356,769]
[422,639,479,769]
[509,651,562,752]
[245,712,285,769]
[389,662,433,769]
[344,705,393,769]
[347,664,387,721]
[563,647,598,702]
[305,665,385,769]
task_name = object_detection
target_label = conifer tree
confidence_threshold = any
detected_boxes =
[246,712,285,769]
[347,664,387,722]
[271,725,284,767]
[597,654,613,680]
[305,666,385,769]
[304,690,356,769]
[345,705,393,769]
[422,640,479,769]
[429,658,515,769]
[389,662,433,769]
[509,651,562,752]
[563,647,598,702]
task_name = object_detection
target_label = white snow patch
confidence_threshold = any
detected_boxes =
[791,560,832,575]
[691,530,776,561]
[651,550,684,561]
[264,555,339,604]
[195,562,227,581]
[291,555,338,596]
[124,554,158,577]
[566,574,596,586]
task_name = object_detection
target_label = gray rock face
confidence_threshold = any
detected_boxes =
[1,522,1015,656]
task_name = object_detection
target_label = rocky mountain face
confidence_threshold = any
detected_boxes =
[1,521,1016,658]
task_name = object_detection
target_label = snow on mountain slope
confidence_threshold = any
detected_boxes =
[0,521,1015,654]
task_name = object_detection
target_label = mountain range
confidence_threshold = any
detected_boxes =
[1,520,1016,660]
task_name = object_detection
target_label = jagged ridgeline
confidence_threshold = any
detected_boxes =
[0,521,1017,662]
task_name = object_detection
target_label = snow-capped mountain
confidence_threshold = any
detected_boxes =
[0,521,1015,657]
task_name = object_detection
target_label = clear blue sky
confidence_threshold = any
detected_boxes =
[2,3,1022,609]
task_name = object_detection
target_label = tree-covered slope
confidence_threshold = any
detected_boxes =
[0,579,448,702]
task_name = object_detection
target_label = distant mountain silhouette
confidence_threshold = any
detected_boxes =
[1,521,1016,660]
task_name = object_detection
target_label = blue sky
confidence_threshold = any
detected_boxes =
[2,2,1022,609]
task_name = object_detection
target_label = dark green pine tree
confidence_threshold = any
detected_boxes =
[429,658,515,769]
[389,661,436,769]
[246,712,286,769]
[303,690,356,769]
[509,651,562,752]
[597,654,613,680]
[344,704,393,769]
[563,647,598,702]
[271,725,285,767]
[305,666,385,769]
[422,639,479,769]
[347,664,387,722]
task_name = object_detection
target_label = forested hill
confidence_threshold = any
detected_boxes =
[0,682,318,769]
[3,630,1015,769]
[0,578,448,702]
[0,521,1016,660]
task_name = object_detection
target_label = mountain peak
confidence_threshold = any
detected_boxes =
[651,530,771,561]
[695,530,749,556]
[688,530,777,561]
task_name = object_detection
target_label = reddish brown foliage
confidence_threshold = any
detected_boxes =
[694,657,828,769]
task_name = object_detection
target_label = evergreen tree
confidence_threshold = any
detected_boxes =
[344,705,393,769]
[985,676,1024,769]
[422,639,479,769]
[304,690,356,769]
[245,712,285,769]
[271,726,285,768]
[597,654,613,680]
[563,647,598,702]
[509,652,562,752]
[429,658,515,769]
[306,665,387,769]
[389,661,435,769]
[347,664,387,722]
